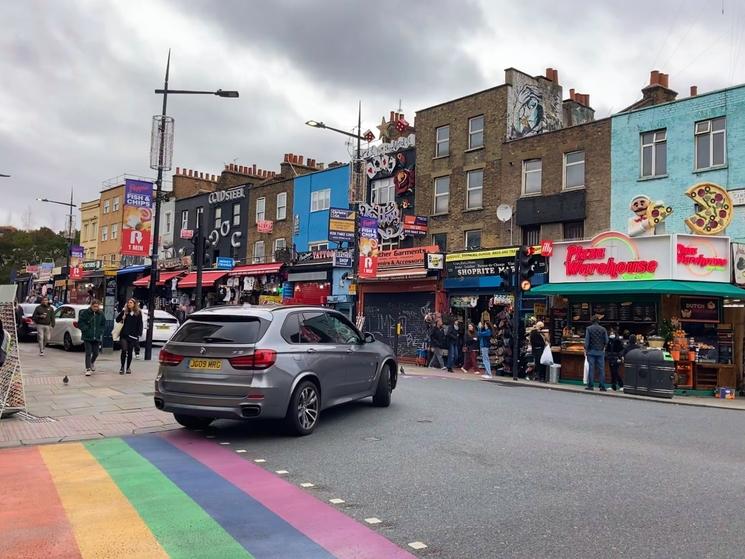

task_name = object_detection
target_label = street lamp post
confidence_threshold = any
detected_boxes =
[37,190,76,304]
[143,51,239,361]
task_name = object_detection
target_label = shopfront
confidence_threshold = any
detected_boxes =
[532,232,745,390]
[357,246,444,361]
[69,260,105,304]
[283,249,354,311]
[176,270,229,307]
[132,269,188,312]
[227,262,285,305]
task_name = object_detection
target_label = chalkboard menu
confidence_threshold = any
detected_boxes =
[567,301,657,324]
[550,308,567,346]
[363,292,434,358]
[570,303,591,322]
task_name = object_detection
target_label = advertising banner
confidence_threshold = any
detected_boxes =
[328,208,356,243]
[70,245,84,259]
[257,220,273,234]
[358,255,378,279]
[121,179,153,256]
[403,215,428,237]
[732,243,745,285]
[358,216,379,258]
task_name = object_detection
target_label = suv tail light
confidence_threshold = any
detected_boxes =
[229,349,277,370]
[73,321,78,329]
[23,317,32,324]
[159,349,184,366]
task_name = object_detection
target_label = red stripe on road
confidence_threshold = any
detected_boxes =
[164,431,416,559]
[0,447,81,559]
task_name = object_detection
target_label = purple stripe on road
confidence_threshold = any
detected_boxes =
[163,431,416,559]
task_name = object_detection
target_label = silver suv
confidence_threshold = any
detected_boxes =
[154,305,398,435]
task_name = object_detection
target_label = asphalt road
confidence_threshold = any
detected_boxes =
[208,374,745,559]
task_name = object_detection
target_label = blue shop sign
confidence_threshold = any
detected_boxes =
[216,257,235,270]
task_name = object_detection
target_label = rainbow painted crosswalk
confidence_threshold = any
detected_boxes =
[0,431,415,559]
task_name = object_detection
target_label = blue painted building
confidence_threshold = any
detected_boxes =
[611,83,745,242]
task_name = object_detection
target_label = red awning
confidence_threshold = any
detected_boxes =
[132,270,186,288]
[228,262,283,277]
[178,271,228,288]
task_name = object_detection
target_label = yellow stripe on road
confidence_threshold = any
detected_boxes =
[40,442,168,559]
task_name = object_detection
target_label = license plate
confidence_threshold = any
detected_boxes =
[189,359,222,370]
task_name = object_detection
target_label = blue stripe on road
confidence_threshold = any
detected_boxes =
[124,436,335,559]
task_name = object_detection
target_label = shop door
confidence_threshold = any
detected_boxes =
[363,291,434,358]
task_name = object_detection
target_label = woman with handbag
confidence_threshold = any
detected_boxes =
[116,298,143,375]
[530,321,549,382]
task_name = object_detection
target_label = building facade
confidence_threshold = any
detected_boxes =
[97,184,124,268]
[79,199,100,261]
[611,75,745,242]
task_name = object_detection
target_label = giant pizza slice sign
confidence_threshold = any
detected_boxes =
[684,182,733,235]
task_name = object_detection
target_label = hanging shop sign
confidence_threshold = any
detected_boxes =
[378,246,439,269]
[216,257,235,270]
[548,232,731,283]
[734,243,745,286]
[121,179,153,256]
[426,253,444,270]
[361,133,415,159]
[684,183,733,235]
[208,186,245,205]
[257,220,273,234]
[450,296,479,308]
[82,260,102,272]
[328,208,356,243]
[69,266,82,280]
[403,215,428,237]
[680,297,719,322]
[358,216,379,257]
[70,245,85,259]
[332,251,353,268]
[358,255,378,279]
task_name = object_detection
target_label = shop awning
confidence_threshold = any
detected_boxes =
[117,265,150,275]
[531,280,745,298]
[132,270,185,288]
[228,262,283,277]
[177,271,228,288]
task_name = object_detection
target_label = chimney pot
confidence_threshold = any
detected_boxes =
[659,73,669,88]
[298,155,304,165]
[284,154,289,162]
[545,67,553,80]
[690,85,698,96]
[176,167,180,175]
[389,110,395,122]
[252,164,257,173]
[650,70,660,85]
[569,88,575,101]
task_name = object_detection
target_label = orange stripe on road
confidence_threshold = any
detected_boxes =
[0,446,81,559]
[40,442,168,559]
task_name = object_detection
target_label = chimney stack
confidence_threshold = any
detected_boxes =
[650,70,661,85]
[659,72,669,88]
[690,85,698,96]
[545,67,559,83]
[298,155,304,165]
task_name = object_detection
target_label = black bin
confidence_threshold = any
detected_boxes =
[623,348,674,399]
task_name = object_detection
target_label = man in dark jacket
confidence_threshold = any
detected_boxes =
[606,327,625,391]
[445,321,460,372]
[32,296,55,356]
[429,319,447,369]
[78,300,106,375]
[584,315,609,391]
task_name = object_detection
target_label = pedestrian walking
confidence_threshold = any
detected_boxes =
[478,320,493,378]
[78,300,105,376]
[462,323,479,373]
[530,321,548,382]
[445,320,460,372]
[584,315,609,391]
[455,320,465,368]
[32,296,55,356]
[116,298,143,375]
[428,319,447,369]
[606,327,625,391]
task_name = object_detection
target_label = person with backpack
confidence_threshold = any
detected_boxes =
[78,300,106,376]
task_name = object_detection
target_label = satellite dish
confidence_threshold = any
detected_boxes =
[497,204,513,223]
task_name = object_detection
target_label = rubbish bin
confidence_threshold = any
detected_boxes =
[623,348,674,399]
[549,364,561,384]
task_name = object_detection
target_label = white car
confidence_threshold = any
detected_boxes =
[48,304,89,351]
[141,309,180,344]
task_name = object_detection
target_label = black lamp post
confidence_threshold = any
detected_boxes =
[37,190,76,304]
[143,51,238,361]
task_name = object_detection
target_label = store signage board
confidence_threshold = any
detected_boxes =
[358,255,378,279]
[216,257,235,270]
[426,253,444,270]
[332,251,353,268]
[403,215,428,237]
[257,220,273,234]
[328,208,356,243]
[733,243,745,285]
[121,179,153,256]
[729,188,745,206]
[208,186,245,205]
[378,245,439,269]
[447,258,515,278]
[180,229,194,240]
[680,297,719,322]
[70,245,84,258]
[548,232,731,284]
[82,260,102,272]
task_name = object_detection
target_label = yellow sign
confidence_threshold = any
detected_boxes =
[348,283,357,295]
[329,218,355,233]
[446,247,520,262]
[685,182,733,235]
[259,294,282,305]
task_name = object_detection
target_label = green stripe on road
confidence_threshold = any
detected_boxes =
[85,438,254,559]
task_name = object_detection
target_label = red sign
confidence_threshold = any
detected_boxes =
[566,245,659,279]
[358,255,378,279]
[676,243,727,269]
[540,240,554,257]
[378,245,438,268]
[179,229,194,240]
[69,266,82,280]
[121,179,153,256]
[257,220,273,234]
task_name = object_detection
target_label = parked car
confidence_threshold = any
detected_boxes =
[154,305,398,436]
[48,304,89,351]
[140,309,180,344]
[18,303,39,340]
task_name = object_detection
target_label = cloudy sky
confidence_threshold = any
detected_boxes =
[1,0,743,231]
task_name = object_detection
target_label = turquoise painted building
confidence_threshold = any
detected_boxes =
[611,85,745,242]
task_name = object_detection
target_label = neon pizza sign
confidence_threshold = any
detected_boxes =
[566,245,659,280]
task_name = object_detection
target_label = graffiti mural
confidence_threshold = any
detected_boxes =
[507,74,562,140]
[359,202,403,240]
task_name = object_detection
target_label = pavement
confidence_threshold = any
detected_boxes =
[0,341,177,447]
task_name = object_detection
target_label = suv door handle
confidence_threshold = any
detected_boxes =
[307,348,317,353]
[346,348,353,353]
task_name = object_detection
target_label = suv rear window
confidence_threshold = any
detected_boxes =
[154,317,179,324]
[171,316,268,344]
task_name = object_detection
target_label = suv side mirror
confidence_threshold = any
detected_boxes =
[363,332,376,344]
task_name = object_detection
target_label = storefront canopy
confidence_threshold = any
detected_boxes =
[132,270,185,288]
[178,271,227,288]
[228,262,283,277]
[531,280,745,298]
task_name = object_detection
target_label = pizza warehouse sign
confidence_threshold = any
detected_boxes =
[549,232,732,284]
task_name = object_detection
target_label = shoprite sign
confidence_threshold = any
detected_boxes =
[446,249,517,277]
[549,232,731,283]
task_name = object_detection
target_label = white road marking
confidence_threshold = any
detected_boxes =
[329,498,345,504]
[219,442,230,445]
[364,517,382,525]
[408,542,428,550]
[254,459,266,463]
[275,470,289,475]
[236,449,247,453]
[300,482,315,488]
[205,435,216,439]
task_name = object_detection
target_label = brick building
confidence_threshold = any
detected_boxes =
[97,184,124,267]
[79,199,100,261]
[415,67,595,252]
